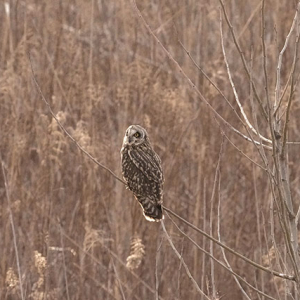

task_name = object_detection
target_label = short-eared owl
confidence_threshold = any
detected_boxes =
[121,125,164,221]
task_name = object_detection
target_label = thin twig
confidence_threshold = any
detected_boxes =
[219,0,268,120]
[217,168,251,299]
[175,30,282,152]
[237,1,261,41]
[1,160,25,300]
[73,263,118,300]
[263,207,282,299]
[155,234,163,300]
[261,0,271,117]
[273,2,300,279]
[28,52,126,186]
[163,206,295,281]
[175,30,247,127]
[176,28,300,146]
[253,165,266,297]
[201,179,207,298]
[220,10,272,144]
[296,208,300,226]
[216,119,267,171]
[260,1,299,279]
[281,2,300,156]
[167,213,277,300]
[131,0,272,150]
[160,221,210,299]
[248,47,271,174]
[55,215,165,299]
[111,259,127,300]
[209,137,225,299]
[59,223,70,300]
[274,1,300,112]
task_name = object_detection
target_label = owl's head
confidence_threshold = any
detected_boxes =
[122,125,148,147]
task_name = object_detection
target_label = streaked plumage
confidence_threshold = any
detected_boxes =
[121,125,164,221]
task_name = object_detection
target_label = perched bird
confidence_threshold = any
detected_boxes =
[121,125,164,221]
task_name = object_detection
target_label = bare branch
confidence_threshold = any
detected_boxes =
[282,3,300,156]
[163,207,295,281]
[176,31,300,148]
[167,213,277,300]
[160,221,210,299]
[215,119,267,171]
[176,31,279,150]
[131,0,271,150]
[274,1,300,112]
[261,0,271,117]
[220,10,272,144]
[296,202,300,226]
[219,0,268,120]
[208,137,225,299]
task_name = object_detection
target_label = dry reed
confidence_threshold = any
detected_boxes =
[1,0,300,299]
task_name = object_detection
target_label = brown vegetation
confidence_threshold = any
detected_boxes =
[0,0,300,299]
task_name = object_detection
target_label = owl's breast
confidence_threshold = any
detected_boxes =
[121,149,163,201]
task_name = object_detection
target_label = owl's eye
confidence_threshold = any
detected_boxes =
[134,132,141,138]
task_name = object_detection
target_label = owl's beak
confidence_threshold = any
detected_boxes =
[128,136,133,144]
[123,135,133,146]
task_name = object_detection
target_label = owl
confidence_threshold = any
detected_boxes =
[121,125,164,221]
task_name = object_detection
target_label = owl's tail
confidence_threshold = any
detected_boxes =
[138,197,164,222]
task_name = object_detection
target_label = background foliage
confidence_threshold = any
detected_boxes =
[0,0,299,299]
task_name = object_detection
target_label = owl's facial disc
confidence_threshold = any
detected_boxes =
[124,125,145,146]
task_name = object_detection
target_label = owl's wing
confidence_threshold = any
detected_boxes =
[129,148,163,183]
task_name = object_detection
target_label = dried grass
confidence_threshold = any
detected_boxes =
[0,0,299,299]
[126,236,145,271]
